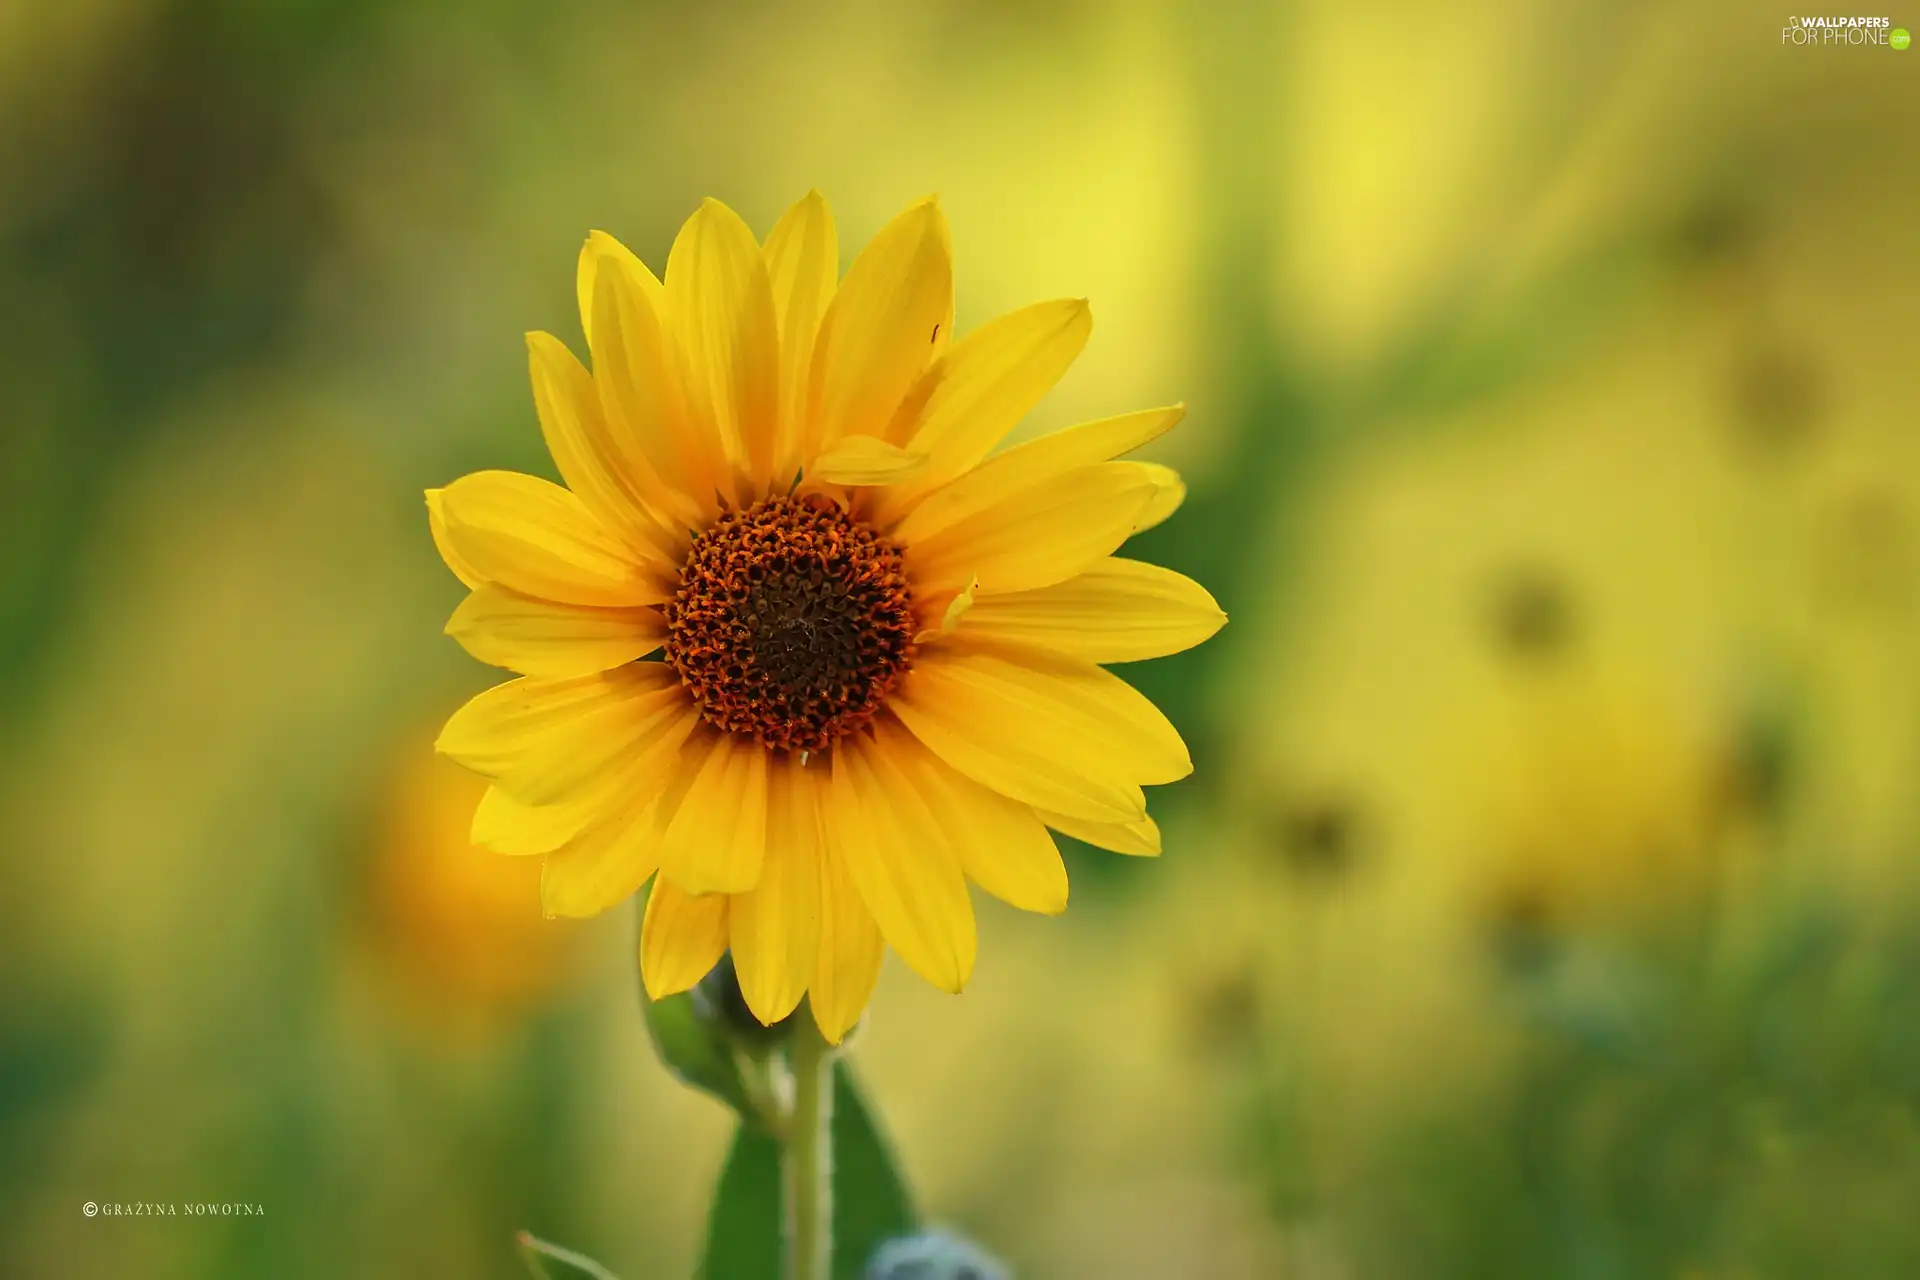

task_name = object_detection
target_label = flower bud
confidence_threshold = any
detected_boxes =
[864,1228,1010,1280]
[690,952,797,1051]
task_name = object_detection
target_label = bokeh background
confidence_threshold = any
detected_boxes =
[4,1,1919,1275]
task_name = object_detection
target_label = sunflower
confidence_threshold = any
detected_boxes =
[428,192,1224,1042]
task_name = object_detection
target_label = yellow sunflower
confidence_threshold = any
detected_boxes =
[427,192,1225,1043]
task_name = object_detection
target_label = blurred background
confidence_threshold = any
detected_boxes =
[3,0,1918,1275]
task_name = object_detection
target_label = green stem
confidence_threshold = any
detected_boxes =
[784,1014,835,1280]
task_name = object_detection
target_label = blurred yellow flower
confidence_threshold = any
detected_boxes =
[372,732,575,1022]
[1452,667,1744,940]
[427,192,1225,1042]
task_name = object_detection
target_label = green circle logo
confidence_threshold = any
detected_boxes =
[1894,27,1913,49]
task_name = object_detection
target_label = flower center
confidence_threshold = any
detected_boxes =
[662,494,916,753]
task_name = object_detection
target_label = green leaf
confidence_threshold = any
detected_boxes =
[829,1068,917,1276]
[639,988,758,1123]
[700,1062,918,1280]
[699,1124,782,1280]
[516,1231,620,1280]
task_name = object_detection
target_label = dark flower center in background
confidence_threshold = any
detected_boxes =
[1489,567,1577,662]
[663,494,915,754]
[1272,796,1362,881]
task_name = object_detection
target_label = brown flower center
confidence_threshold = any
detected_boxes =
[662,494,916,753]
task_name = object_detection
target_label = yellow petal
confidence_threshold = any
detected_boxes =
[437,672,641,777]
[961,558,1226,664]
[729,756,824,1025]
[1037,808,1163,857]
[810,836,885,1044]
[445,587,663,677]
[474,677,696,853]
[655,730,769,895]
[497,665,688,804]
[873,718,1066,915]
[526,330,682,563]
[667,199,781,492]
[807,435,928,486]
[890,644,1163,822]
[764,191,838,484]
[468,752,672,859]
[890,405,1183,542]
[583,233,720,525]
[905,461,1155,598]
[471,783,578,855]
[438,471,665,608]
[426,489,485,589]
[578,229,663,350]
[884,298,1092,504]
[829,734,976,993]
[1126,461,1186,532]
[640,876,729,999]
[540,800,666,918]
[951,642,1192,784]
[807,198,951,459]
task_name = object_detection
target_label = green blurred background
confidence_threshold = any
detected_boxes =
[4,1,1919,1275]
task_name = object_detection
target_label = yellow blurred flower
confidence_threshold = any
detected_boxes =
[1447,666,1744,939]
[427,192,1225,1042]
[370,731,575,1023]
